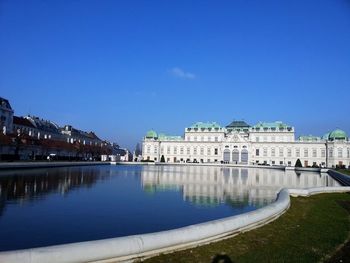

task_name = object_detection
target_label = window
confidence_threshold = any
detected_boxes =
[263,148,267,157]
[193,147,197,155]
[200,147,204,155]
[312,149,317,158]
[256,149,260,156]
[287,148,292,157]
[180,147,184,154]
[263,136,267,142]
[207,148,211,155]
[272,161,275,165]
[271,136,275,142]
[147,145,151,154]
[167,147,170,154]
[271,148,275,157]
[173,147,177,154]
[304,149,308,158]
[256,137,259,142]
[214,148,218,155]
[321,149,325,158]
[279,148,283,157]
[215,136,218,142]
[194,136,197,141]
[187,147,190,155]
[329,148,333,158]
[296,148,300,157]
[154,146,158,154]
[338,148,343,158]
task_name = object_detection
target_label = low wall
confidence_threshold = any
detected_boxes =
[0,186,349,263]
[0,161,110,170]
[328,170,350,186]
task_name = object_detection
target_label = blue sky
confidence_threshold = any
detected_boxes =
[1,0,350,150]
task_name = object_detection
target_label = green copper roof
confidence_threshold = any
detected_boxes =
[298,135,321,141]
[145,130,158,138]
[322,132,330,140]
[158,133,183,141]
[253,121,291,129]
[188,122,222,129]
[329,129,347,140]
[226,120,250,128]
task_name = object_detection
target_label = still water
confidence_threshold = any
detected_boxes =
[0,165,340,251]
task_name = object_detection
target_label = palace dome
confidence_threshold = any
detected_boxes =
[328,129,347,140]
[146,130,158,139]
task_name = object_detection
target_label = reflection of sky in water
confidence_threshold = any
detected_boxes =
[0,165,339,251]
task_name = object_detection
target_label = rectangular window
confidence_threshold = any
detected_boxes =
[263,148,267,157]
[256,149,260,156]
[271,136,275,142]
[200,147,204,155]
[147,146,151,154]
[279,148,283,157]
[256,137,259,142]
[214,148,218,155]
[338,148,343,158]
[329,148,333,158]
[312,149,317,158]
[215,136,218,142]
[287,148,292,157]
[321,149,325,158]
[207,148,211,155]
[167,147,170,154]
[187,147,190,155]
[154,146,158,154]
[173,147,177,154]
[180,147,184,155]
[304,149,308,157]
[194,147,197,155]
[296,148,300,157]
[271,148,275,157]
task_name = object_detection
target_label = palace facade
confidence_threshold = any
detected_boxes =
[142,121,350,168]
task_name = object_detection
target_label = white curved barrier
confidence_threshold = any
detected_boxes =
[0,186,349,263]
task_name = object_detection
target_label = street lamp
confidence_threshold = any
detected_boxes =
[325,139,328,168]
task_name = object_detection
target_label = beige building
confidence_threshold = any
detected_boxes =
[142,121,350,168]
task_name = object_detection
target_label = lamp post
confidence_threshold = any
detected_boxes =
[325,139,328,168]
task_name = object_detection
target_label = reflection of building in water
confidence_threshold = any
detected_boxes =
[141,165,340,207]
[0,167,112,216]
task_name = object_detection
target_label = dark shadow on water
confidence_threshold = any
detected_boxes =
[212,254,233,263]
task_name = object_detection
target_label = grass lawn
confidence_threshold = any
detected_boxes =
[337,169,350,176]
[144,193,350,263]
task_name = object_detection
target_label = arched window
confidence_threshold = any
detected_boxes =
[241,149,248,164]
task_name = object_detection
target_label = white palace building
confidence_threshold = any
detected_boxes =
[142,121,350,168]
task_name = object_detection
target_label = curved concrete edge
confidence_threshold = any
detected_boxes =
[1,187,349,263]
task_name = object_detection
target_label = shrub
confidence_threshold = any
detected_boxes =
[295,159,302,167]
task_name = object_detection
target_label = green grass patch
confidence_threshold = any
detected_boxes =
[337,169,350,176]
[144,193,350,263]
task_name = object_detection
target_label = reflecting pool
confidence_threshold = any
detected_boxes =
[0,165,340,251]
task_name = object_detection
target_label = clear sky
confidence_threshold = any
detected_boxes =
[1,0,350,150]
